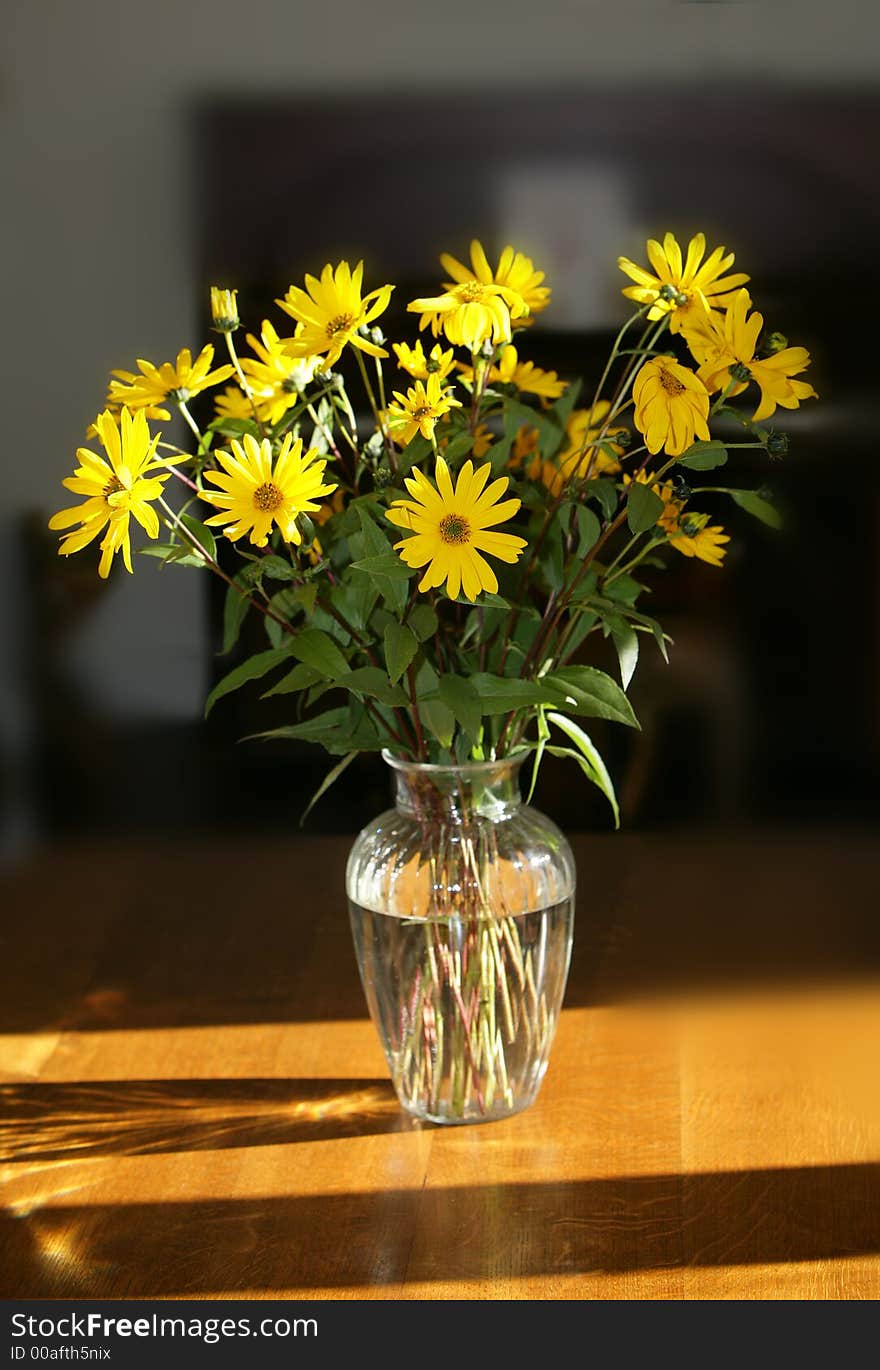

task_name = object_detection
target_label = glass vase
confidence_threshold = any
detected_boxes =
[346,752,576,1125]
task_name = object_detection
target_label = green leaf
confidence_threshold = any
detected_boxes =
[179,513,217,562]
[340,666,408,707]
[222,578,251,655]
[408,603,439,642]
[291,628,351,680]
[139,542,206,569]
[259,555,299,582]
[610,621,639,690]
[384,622,419,685]
[261,662,322,697]
[443,431,475,463]
[355,504,393,557]
[545,712,620,829]
[396,432,432,473]
[604,573,644,606]
[209,416,261,440]
[626,480,665,535]
[445,591,510,609]
[471,674,561,715]
[561,607,599,656]
[545,665,639,728]
[249,708,349,744]
[250,706,386,754]
[539,509,565,591]
[437,674,482,742]
[582,479,618,522]
[676,440,728,471]
[300,751,358,826]
[730,489,782,529]
[205,646,292,716]
[350,553,413,582]
[420,697,455,749]
[575,505,601,558]
[525,708,551,804]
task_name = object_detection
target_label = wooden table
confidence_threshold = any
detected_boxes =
[1,830,878,1299]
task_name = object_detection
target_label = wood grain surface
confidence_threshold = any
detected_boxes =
[1,830,878,1300]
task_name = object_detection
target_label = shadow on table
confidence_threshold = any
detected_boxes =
[0,1078,415,1162]
[3,1163,878,1296]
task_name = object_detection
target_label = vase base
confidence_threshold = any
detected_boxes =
[395,1076,546,1127]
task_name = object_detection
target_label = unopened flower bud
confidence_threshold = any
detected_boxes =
[210,286,239,332]
[315,369,334,385]
[671,473,692,500]
[766,431,789,458]
[370,326,385,346]
[426,356,441,374]
[760,330,789,356]
[658,283,688,307]
[373,463,393,489]
[615,429,632,450]
[729,361,752,384]
[364,431,385,458]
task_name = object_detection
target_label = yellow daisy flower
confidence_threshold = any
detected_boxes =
[618,232,750,334]
[387,457,527,601]
[683,289,818,423]
[409,242,528,352]
[623,469,729,567]
[49,408,170,578]
[494,345,565,399]
[387,374,462,446]
[633,357,711,456]
[276,261,394,368]
[202,433,337,548]
[239,320,320,425]
[392,339,456,382]
[460,345,566,401]
[439,240,550,322]
[108,346,234,413]
[214,385,254,421]
[669,512,729,566]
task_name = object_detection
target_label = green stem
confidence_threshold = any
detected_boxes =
[176,400,203,446]
[157,496,294,635]
[222,332,265,435]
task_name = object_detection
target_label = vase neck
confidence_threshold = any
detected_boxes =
[384,754,525,823]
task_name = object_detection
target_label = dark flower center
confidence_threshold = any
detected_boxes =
[659,367,686,397]
[326,313,354,338]
[439,514,471,545]
[253,481,284,513]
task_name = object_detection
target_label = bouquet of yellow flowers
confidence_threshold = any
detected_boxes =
[51,232,817,824]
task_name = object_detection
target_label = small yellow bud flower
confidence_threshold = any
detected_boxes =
[210,286,240,333]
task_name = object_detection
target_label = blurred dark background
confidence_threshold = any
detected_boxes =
[3,1,880,856]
